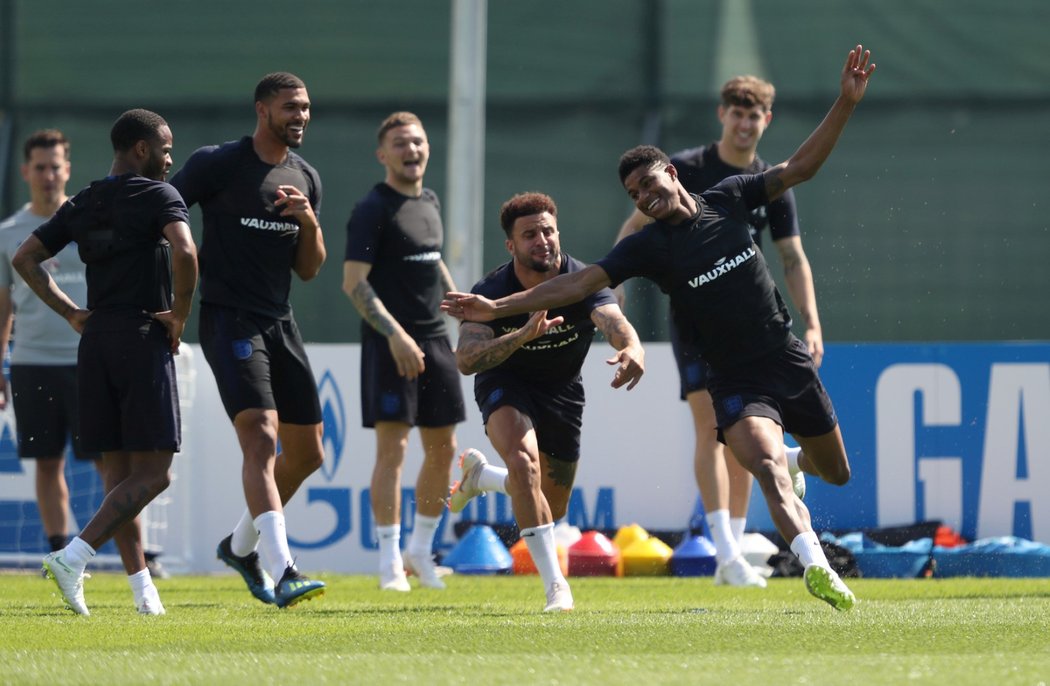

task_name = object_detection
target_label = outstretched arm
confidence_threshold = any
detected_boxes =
[12,235,89,333]
[763,45,876,201]
[591,303,645,390]
[443,263,612,322]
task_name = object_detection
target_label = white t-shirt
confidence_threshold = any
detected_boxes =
[0,204,86,365]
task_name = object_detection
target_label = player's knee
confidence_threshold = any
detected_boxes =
[826,462,851,486]
[299,449,324,475]
[749,457,781,491]
[146,468,173,496]
[504,454,540,490]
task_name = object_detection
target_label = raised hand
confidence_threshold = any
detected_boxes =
[841,45,876,104]
[520,310,565,343]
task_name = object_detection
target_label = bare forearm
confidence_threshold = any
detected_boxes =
[783,257,821,332]
[767,96,857,198]
[171,250,198,322]
[0,294,13,354]
[349,280,403,338]
[494,268,603,317]
[15,262,78,321]
[293,218,326,280]
[438,260,457,294]
[457,326,528,374]
[597,313,640,353]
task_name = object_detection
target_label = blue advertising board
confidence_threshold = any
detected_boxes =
[747,342,1049,543]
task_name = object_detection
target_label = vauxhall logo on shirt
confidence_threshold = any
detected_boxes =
[688,246,756,288]
[240,216,299,232]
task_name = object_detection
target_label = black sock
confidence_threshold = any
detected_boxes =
[48,535,67,552]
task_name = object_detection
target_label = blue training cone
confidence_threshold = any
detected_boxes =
[670,535,718,577]
[443,525,513,574]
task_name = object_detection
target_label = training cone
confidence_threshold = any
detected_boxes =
[553,522,582,549]
[621,536,673,576]
[442,525,512,574]
[568,530,620,577]
[510,538,569,576]
[613,523,650,552]
[670,535,718,577]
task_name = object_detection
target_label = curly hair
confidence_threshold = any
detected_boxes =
[618,145,669,184]
[498,192,557,236]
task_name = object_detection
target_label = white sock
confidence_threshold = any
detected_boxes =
[785,445,802,473]
[790,531,829,568]
[478,464,509,494]
[730,517,747,544]
[254,511,294,582]
[230,509,259,557]
[62,536,96,573]
[407,514,440,558]
[127,568,152,604]
[376,524,403,574]
[520,523,565,589]
[707,509,741,564]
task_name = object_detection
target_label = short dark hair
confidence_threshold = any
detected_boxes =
[377,111,423,143]
[618,145,670,184]
[499,192,557,236]
[721,75,775,111]
[110,109,168,152]
[23,129,70,161]
[255,72,306,104]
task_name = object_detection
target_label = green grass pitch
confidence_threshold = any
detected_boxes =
[2,571,1049,685]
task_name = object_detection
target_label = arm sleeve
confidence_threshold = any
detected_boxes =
[153,184,191,235]
[596,232,654,288]
[307,165,323,218]
[705,174,769,217]
[32,202,75,256]
[168,145,220,208]
[344,195,384,264]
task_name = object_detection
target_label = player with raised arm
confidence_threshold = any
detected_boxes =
[445,46,876,610]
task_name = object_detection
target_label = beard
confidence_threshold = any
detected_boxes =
[269,117,303,148]
[525,250,559,273]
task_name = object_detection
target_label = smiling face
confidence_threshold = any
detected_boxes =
[261,86,311,148]
[718,103,772,155]
[377,123,429,191]
[507,211,560,274]
[622,162,684,222]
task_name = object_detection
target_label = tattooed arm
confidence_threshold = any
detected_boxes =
[456,311,564,375]
[591,303,645,390]
[12,235,90,333]
[342,259,425,379]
